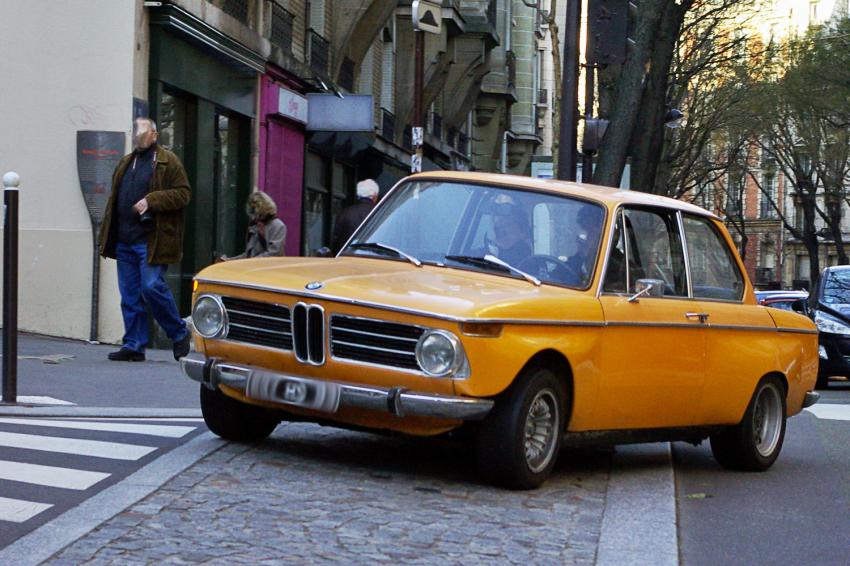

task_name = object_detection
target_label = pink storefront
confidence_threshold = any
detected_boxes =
[258,69,308,257]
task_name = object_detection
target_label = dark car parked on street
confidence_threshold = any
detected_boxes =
[755,289,809,312]
[797,266,850,389]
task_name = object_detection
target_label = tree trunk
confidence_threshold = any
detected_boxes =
[629,1,687,194]
[593,0,667,187]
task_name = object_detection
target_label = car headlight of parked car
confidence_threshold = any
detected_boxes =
[192,295,226,338]
[814,310,850,335]
[415,329,469,378]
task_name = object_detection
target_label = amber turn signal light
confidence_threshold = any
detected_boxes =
[460,322,503,337]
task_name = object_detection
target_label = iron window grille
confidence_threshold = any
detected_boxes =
[310,30,330,75]
[271,3,294,55]
[381,109,396,141]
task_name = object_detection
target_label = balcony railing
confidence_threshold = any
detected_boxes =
[381,109,396,141]
[310,30,329,75]
[338,57,355,91]
[270,3,293,55]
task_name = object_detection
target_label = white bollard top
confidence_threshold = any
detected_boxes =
[3,172,20,189]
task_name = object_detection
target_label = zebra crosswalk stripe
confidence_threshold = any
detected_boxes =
[0,418,195,438]
[0,460,110,491]
[0,431,156,461]
[0,497,53,524]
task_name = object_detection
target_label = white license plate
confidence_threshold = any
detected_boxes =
[245,371,341,413]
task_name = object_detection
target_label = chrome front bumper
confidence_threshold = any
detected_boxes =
[181,353,493,421]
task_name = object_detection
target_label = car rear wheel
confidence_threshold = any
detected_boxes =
[200,385,280,442]
[710,376,786,471]
[474,366,567,490]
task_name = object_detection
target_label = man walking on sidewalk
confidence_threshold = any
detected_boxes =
[99,117,191,362]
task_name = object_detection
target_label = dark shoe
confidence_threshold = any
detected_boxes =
[173,334,191,361]
[108,348,145,362]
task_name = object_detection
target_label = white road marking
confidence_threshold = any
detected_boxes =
[0,418,195,438]
[0,396,74,406]
[0,461,109,490]
[0,497,53,524]
[806,404,850,421]
[0,432,156,461]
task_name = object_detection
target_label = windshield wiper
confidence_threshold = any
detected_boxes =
[444,254,541,286]
[347,242,422,267]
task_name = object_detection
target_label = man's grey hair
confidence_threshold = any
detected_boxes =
[356,178,379,199]
[134,117,157,132]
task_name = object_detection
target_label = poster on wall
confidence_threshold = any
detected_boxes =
[76,131,125,226]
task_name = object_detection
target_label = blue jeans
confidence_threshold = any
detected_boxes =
[116,242,187,353]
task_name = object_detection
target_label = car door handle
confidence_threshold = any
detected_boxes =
[685,312,709,323]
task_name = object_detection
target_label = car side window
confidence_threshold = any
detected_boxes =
[683,215,744,301]
[602,208,687,296]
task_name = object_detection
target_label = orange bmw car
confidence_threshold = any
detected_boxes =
[183,172,819,489]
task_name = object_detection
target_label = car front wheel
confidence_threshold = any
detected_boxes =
[475,366,567,490]
[200,385,280,442]
[710,376,786,471]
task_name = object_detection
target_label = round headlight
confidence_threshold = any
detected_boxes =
[192,295,225,338]
[415,330,461,377]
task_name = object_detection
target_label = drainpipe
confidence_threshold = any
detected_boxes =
[502,130,517,173]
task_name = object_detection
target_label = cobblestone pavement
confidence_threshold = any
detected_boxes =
[44,423,612,565]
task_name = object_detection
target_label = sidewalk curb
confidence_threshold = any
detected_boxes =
[0,406,202,418]
[0,432,226,566]
[595,442,678,566]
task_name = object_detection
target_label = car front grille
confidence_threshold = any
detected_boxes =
[222,297,292,350]
[330,315,423,371]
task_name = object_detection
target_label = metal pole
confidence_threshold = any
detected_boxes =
[90,225,100,342]
[412,29,425,173]
[557,0,582,181]
[2,172,20,405]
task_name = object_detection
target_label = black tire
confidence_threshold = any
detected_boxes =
[200,385,280,442]
[475,366,567,490]
[710,376,786,471]
[815,373,830,390]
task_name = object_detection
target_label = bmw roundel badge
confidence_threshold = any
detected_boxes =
[305,281,323,290]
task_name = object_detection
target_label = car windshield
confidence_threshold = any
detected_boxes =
[823,270,850,306]
[341,180,606,289]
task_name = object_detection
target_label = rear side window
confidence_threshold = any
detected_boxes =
[683,215,744,301]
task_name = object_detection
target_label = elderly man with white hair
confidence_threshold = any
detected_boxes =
[331,178,380,254]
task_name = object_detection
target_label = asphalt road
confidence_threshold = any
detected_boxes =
[674,382,850,566]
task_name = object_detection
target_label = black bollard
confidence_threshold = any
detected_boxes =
[2,172,20,404]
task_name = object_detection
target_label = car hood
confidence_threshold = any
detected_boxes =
[196,256,596,321]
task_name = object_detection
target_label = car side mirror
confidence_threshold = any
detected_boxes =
[628,278,666,302]
[315,246,333,258]
[791,298,807,314]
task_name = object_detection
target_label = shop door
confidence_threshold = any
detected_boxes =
[265,118,305,256]
[213,111,250,260]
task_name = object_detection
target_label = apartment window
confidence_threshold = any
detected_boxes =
[221,0,250,24]
[309,0,326,34]
[270,2,294,55]
[795,203,804,232]
[310,30,329,75]
[760,173,776,218]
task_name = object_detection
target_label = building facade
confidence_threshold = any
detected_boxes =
[0,0,542,342]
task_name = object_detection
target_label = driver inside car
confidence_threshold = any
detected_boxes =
[488,207,533,267]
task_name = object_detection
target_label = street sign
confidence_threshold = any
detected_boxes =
[412,0,442,35]
[412,126,423,147]
[411,153,422,173]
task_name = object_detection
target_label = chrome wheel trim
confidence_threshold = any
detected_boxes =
[523,388,559,473]
[752,383,783,458]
